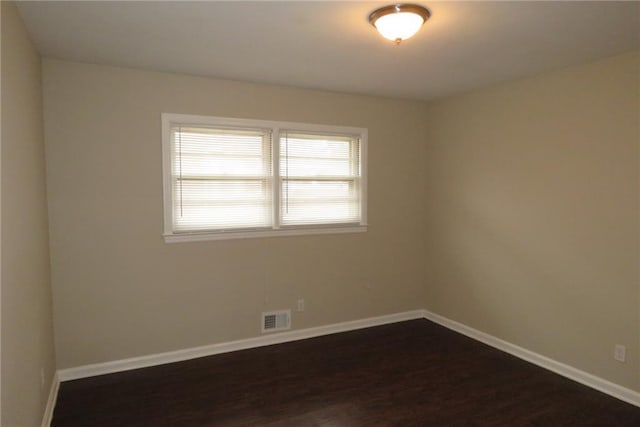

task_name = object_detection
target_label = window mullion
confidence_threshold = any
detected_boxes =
[272,127,281,229]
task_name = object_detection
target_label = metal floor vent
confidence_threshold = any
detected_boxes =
[262,310,291,333]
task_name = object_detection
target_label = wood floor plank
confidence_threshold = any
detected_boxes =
[52,320,640,426]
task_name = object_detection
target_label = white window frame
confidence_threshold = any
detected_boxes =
[162,113,368,243]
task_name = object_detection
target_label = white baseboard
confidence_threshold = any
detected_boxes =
[41,372,59,427]
[421,309,640,408]
[57,310,425,381]
[54,308,639,410]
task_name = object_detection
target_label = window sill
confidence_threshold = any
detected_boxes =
[163,224,367,243]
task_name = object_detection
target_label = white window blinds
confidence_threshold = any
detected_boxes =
[280,132,361,226]
[163,114,367,241]
[171,126,272,231]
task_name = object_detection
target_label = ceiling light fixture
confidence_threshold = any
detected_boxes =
[369,4,431,45]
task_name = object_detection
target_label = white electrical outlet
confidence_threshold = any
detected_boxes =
[40,368,45,389]
[614,344,626,362]
[297,298,305,312]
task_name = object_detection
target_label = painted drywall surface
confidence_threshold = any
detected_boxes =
[423,52,640,391]
[42,59,430,369]
[1,2,57,425]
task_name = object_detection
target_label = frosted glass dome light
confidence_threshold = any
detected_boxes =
[369,4,431,45]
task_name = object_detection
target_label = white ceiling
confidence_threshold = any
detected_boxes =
[16,1,640,100]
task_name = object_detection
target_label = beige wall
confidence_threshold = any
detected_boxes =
[42,59,430,369]
[41,50,639,394]
[1,2,57,425]
[423,52,640,391]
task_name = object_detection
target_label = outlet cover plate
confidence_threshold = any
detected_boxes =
[614,344,626,362]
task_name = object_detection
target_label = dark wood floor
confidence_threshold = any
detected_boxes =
[52,319,640,426]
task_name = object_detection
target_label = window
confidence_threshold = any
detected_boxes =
[162,114,367,242]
